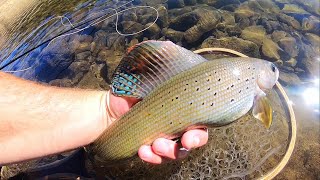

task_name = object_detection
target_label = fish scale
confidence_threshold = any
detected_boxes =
[92,58,259,162]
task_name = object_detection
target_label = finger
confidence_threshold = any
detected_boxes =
[138,145,163,164]
[152,138,189,160]
[181,129,208,150]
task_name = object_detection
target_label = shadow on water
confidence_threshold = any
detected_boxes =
[0,0,319,179]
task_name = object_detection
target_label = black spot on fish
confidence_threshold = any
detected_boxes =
[184,88,187,91]
[207,79,210,82]
[186,83,189,86]
[195,80,198,82]
[231,85,234,88]
[253,67,256,70]
[246,79,249,82]
[248,67,251,70]
[218,78,221,81]
[239,90,242,93]
[196,88,199,91]
[252,77,255,79]
[214,71,217,74]
[231,99,235,102]
[190,102,193,105]
[211,103,214,106]
[176,97,178,99]
[172,99,174,101]
[246,87,249,89]
[214,92,217,96]
[227,87,230,90]
[169,91,171,94]
[162,105,164,107]
[238,78,241,81]
[170,122,173,125]
[208,88,211,90]
[202,102,205,105]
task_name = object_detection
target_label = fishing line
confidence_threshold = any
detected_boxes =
[1,1,159,74]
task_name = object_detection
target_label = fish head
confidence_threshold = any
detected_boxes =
[255,61,279,91]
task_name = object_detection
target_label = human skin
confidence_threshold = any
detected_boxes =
[0,71,208,165]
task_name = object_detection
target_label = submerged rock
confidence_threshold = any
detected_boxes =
[284,58,298,67]
[211,0,240,9]
[240,26,266,46]
[201,36,260,58]
[281,4,310,16]
[184,9,221,43]
[167,0,185,9]
[277,13,301,30]
[271,30,288,42]
[305,33,320,48]
[145,23,161,39]
[261,38,283,61]
[278,71,302,86]
[298,43,320,78]
[157,5,169,28]
[302,16,320,34]
[162,28,184,42]
[170,10,200,31]
[278,37,299,57]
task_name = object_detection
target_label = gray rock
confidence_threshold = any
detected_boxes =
[157,5,169,28]
[211,0,240,9]
[96,47,110,64]
[161,28,184,42]
[170,10,200,31]
[121,11,138,22]
[145,23,161,39]
[225,25,242,37]
[201,36,260,58]
[278,71,302,86]
[106,33,126,51]
[75,42,91,53]
[294,0,320,16]
[75,51,91,61]
[277,13,301,30]
[278,37,299,57]
[184,0,197,6]
[305,33,320,48]
[261,38,283,61]
[284,58,298,67]
[281,4,310,16]
[220,11,236,26]
[167,0,185,9]
[271,30,287,42]
[91,30,108,56]
[168,6,193,19]
[184,9,221,43]
[240,26,266,46]
[298,43,320,78]
[302,16,320,34]
[121,21,144,36]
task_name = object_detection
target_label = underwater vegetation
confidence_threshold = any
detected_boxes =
[0,0,319,179]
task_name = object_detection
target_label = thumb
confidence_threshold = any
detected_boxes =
[107,90,140,120]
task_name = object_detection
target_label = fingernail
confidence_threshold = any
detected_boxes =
[193,136,200,147]
[140,148,152,160]
[155,141,169,155]
[177,149,189,159]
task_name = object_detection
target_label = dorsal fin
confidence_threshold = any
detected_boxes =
[111,40,207,98]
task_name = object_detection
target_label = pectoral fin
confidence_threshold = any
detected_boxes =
[253,96,273,129]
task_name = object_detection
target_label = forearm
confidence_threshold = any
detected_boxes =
[0,72,107,165]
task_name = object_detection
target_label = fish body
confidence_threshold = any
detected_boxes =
[92,42,278,162]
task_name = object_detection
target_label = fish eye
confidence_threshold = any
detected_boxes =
[271,64,277,73]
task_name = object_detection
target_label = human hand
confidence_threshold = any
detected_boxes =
[106,91,209,164]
